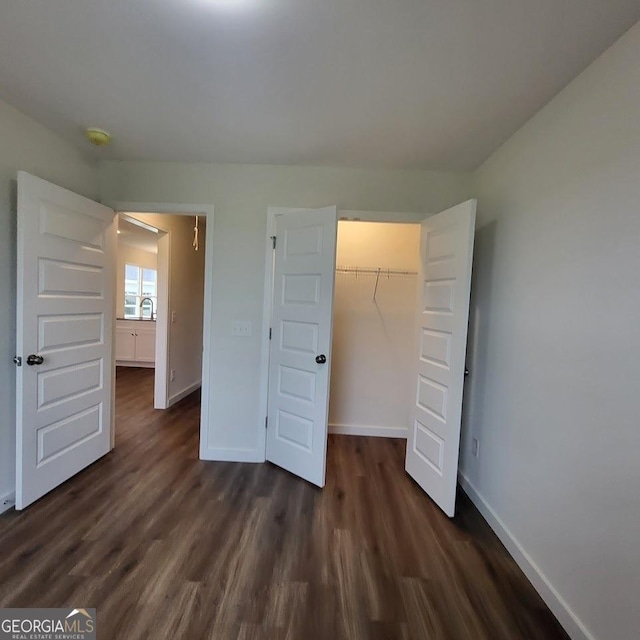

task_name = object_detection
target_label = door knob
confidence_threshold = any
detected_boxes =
[315,354,326,364]
[26,354,44,366]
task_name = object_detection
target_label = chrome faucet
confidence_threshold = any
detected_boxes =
[139,297,155,320]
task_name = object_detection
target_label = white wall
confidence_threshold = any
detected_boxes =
[329,222,420,436]
[100,163,471,459]
[115,241,158,318]
[124,213,205,401]
[0,99,98,509]
[462,22,640,640]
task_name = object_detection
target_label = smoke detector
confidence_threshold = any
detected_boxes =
[85,127,112,147]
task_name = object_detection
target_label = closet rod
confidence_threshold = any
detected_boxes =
[336,265,418,302]
[335,266,417,276]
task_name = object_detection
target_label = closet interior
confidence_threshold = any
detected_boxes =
[328,220,421,438]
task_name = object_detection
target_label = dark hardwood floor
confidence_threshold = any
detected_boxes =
[0,367,568,639]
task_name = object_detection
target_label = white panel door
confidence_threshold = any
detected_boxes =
[266,206,337,486]
[405,200,476,517]
[16,172,116,510]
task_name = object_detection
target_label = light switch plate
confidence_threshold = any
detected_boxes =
[232,320,252,336]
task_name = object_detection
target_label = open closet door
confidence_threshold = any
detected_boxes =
[405,200,476,517]
[15,172,116,509]
[266,206,337,487]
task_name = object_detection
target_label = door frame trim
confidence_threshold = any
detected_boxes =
[107,201,214,458]
[258,208,430,461]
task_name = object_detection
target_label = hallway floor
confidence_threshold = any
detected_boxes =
[0,368,568,639]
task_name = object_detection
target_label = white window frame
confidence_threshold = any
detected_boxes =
[124,263,157,319]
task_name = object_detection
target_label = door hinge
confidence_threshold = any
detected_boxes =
[13,356,22,367]
[271,236,276,250]
[269,328,272,340]
[265,416,268,429]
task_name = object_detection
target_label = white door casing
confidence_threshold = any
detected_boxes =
[16,172,116,510]
[405,200,476,517]
[266,206,338,486]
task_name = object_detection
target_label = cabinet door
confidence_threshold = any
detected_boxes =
[135,325,156,363]
[115,326,136,361]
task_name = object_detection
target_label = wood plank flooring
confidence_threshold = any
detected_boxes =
[0,367,569,639]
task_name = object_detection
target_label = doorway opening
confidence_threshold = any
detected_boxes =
[114,211,206,446]
[328,220,421,440]
[14,173,216,510]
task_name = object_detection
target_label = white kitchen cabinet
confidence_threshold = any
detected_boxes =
[116,320,156,366]
[134,323,156,363]
[115,325,137,361]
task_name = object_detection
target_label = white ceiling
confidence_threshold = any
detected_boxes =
[0,1,637,170]
[118,217,158,254]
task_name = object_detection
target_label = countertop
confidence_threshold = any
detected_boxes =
[116,317,156,322]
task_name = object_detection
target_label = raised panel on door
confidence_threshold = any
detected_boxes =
[405,200,476,517]
[266,207,337,487]
[39,313,103,354]
[16,172,115,509]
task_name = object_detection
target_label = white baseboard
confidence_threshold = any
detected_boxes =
[0,490,15,515]
[458,473,594,640]
[168,381,201,407]
[116,361,155,369]
[200,447,263,463]
[329,423,408,439]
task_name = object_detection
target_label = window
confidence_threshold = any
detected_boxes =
[124,264,157,319]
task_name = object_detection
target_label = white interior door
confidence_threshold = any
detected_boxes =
[405,200,476,517]
[266,206,337,486]
[16,172,116,510]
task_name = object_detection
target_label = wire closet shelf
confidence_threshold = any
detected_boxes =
[335,265,418,302]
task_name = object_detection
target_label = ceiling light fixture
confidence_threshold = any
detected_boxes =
[85,127,112,147]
